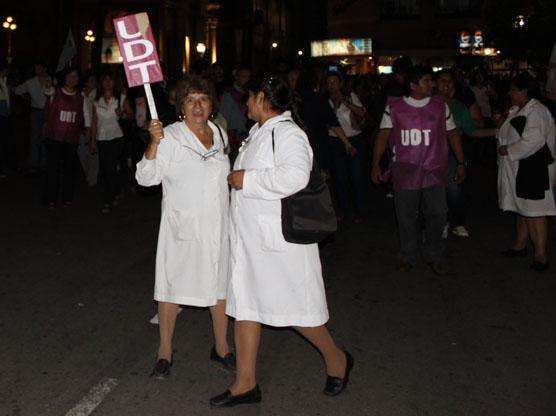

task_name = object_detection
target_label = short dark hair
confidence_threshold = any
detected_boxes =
[405,65,433,95]
[392,56,413,75]
[58,66,81,88]
[511,72,540,100]
[175,75,215,115]
[434,68,455,81]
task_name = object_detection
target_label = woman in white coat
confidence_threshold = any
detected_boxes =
[497,72,556,272]
[136,76,235,378]
[210,76,353,407]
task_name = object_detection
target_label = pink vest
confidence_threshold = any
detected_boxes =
[388,96,449,190]
[42,88,84,144]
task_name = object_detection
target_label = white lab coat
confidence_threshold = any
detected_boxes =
[136,120,230,306]
[497,99,556,216]
[225,111,329,327]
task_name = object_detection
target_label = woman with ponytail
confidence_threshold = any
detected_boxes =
[212,76,353,407]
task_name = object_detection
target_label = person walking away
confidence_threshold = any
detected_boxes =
[14,61,52,172]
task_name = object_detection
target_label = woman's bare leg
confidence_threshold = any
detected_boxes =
[229,320,261,395]
[513,215,529,250]
[209,299,230,356]
[157,301,180,361]
[526,216,548,262]
[294,325,346,377]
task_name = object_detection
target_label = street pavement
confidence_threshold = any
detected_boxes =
[1,165,555,416]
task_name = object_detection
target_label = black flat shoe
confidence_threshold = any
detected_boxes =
[530,260,549,272]
[150,358,172,379]
[502,247,528,258]
[323,350,354,396]
[209,385,262,407]
[210,346,236,372]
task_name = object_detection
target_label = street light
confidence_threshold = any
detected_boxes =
[84,29,95,43]
[271,42,278,48]
[514,15,526,29]
[2,16,17,64]
[196,42,206,56]
[297,50,303,56]
[83,29,95,69]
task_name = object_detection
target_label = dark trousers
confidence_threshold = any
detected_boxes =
[394,186,447,264]
[446,149,471,227]
[329,135,368,217]
[446,157,466,227]
[446,180,465,227]
[29,108,47,169]
[98,137,124,205]
[45,140,78,204]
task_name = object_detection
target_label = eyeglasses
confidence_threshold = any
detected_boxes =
[182,145,222,161]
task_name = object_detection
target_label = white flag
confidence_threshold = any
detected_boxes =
[56,30,77,72]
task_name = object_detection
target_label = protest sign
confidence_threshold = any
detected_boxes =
[113,12,163,119]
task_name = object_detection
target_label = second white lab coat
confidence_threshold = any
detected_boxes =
[225,112,329,327]
[497,98,556,217]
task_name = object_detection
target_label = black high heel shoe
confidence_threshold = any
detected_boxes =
[210,346,236,372]
[502,247,528,258]
[150,357,172,379]
[323,350,354,396]
[530,260,549,272]
[210,385,262,407]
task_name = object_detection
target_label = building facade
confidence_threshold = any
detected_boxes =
[327,0,486,72]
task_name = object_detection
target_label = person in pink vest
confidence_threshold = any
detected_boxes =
[371,66,466,274]
[42,67,90,208]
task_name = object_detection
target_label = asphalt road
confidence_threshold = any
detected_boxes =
[1,165,555,416]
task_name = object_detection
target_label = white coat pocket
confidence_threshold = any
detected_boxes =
[257,214,289,252]
[167,209,200,242]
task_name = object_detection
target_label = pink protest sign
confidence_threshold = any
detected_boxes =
[113,13,163,88]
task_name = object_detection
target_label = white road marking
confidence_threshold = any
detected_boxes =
[64,377,119,416]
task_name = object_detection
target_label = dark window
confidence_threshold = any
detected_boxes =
[435,0,481,16]
[381,0,420,18]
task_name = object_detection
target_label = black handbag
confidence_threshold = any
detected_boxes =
[271,122,337,244]
[511,115,555,200]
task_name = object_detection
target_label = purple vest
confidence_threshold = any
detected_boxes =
[388,95,449,190]
[42,88,84,144]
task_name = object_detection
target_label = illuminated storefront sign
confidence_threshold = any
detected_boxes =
[311,38,372,57]
[459,29,492,55]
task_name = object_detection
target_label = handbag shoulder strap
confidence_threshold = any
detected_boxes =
[271,119,294,153]
[214,123,225,147]
[271,119,320,173]
[214,122,230,155]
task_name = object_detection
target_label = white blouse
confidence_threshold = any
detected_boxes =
[93,95,125,141]
[328,92,363,138]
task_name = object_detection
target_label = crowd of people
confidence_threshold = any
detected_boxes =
[1,55,555,406]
